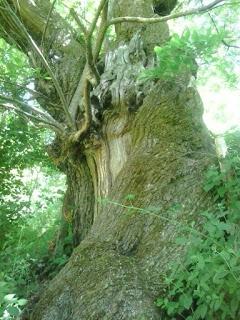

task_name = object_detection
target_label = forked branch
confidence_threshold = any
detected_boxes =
[69,0,109,133]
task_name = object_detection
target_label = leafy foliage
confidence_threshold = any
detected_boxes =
[0,113,66,318]
[156,131,240,319]
[140,28,237,86]
[0,112,50,247]
[0,38,33,99]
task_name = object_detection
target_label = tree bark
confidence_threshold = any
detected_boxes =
[0,0,218,319]
[30,19,216,320]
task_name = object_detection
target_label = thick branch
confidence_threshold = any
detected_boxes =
[108,0,226,26]
[70,79,91,143]
[93,0,109,60]
[88,0,108,39]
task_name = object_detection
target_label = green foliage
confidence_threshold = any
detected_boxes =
[0,110,66,318]
[0,39,33,99]
[0,166,65,319]
[140,28,237,85]
[0,113,50,247]
[0,291,27,320]
[156,131,240,319]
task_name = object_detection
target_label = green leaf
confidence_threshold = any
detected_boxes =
[179,294,192,310]
[17,298,28,306]
[194,304,208,319]
[4,294,16,302]
[7,305,20,316]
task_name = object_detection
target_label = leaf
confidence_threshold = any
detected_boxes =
[4,293,16,302]
[175,237,188,245]
[166,301,179,315]
[7,305,20,316]
[17,298,28,306]
[179,294,192,310]
[213,270,229,284]
[230,298,239,315]
[217,186,226,197]
[194,304,208,319]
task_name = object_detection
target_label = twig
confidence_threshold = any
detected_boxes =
[88,0,108,39]
[71,0,108,86]
[0,94,64,132]
[70,8,88,36]
[108,0,226,26]
[41,0,57,50]
[70,9,99,84]
[202,0,240,50]
[0,103,63,135]
[0,77,57,104]
[93,0,109,60]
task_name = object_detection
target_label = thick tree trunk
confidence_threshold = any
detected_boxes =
[30,35,217,320]
[31,92,216,319]
[0,1,218,319]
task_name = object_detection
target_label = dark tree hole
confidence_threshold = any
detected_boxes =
[153,0,177,16]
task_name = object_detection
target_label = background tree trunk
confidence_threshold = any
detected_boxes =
[0,1,218,319]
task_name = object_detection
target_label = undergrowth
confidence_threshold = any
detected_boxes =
[0,168,68,319]
[156,132,240,319]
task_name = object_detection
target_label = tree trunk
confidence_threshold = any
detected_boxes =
[0,1,217,319]
[31,89,216,319]
[30,16,216,320]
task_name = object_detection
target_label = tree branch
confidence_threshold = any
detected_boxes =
[41,0,57,50]
[70,9,99,85]
[0,94,65,133]
[69,1,109,123]
[71,0,108,87]
[108,0,226,26]
[203,2,240,50]
[70,9,88,36]
[2,0,75,130]
[93,0,109,61]
[70,79,91,143]
[88,0,108,39]
[0,103,63,135]
[0,77,57,105]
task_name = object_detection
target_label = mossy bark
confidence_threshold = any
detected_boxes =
[30,79,216,319]
[30,33,216,320]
